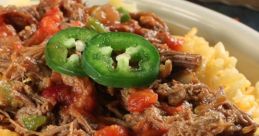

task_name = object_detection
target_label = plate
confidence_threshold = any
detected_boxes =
[88,0,259,84]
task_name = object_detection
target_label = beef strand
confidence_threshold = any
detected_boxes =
[160,50,202,69]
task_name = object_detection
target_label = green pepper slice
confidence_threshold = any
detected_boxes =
[22,115,47,131]
[45,27,98,76]
[82,32,160,88]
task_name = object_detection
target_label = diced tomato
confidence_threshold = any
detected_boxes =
[127,89,158,113]
[165,36,184,51]
[42,84,74,105]
[27,7,62,45]
[38,7,62,38]
[95,125,129,136]
[161,103,184,115]
[40,15,60,35]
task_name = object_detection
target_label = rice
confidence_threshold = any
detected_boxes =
[0,128,18,136]
[182,28,259,126]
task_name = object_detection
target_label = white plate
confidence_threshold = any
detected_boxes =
[88,0,259,84]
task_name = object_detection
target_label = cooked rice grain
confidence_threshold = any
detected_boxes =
[182,28,259,130]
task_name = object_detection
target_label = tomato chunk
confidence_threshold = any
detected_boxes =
[95,125,129,136]
[38,7,62,39]
[127,89,158,113]
[165,36,184,51]
[42,84,73,105]
[26,7,62,45]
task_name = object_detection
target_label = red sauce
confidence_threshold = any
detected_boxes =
[42,84,74,105]
[127,89,158,113]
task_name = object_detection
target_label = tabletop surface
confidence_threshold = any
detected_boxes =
[190,1,259,32]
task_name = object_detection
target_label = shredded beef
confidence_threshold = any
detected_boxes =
[18,23,37,41]
[160,50,202,69]
[154,81,256,136]
[123,81,256,136]
[0,6,37,32]
[0,0,257,136]
[60,0,88,21]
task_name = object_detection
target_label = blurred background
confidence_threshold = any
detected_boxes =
[188,0,259,31]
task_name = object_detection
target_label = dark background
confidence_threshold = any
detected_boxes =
[189,1,259,32]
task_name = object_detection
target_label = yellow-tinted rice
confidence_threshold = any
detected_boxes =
[182,28,259,132]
